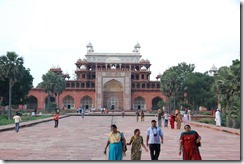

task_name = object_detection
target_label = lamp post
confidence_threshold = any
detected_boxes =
[209,64,221,110]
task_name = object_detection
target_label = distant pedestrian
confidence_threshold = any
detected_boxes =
[34,108,37,115]
[176,113,182,129]
[13,112,21,132]
[170,111,176,129]
[164,111,169,127]
[127,129,148,160]
[188,109,191,121]
[81,108,85,119]
[122,109,125,118]
[215,109,221,126]
[157,109,163,127]
[182,111,189,126]
[141,110,145,121]
[53,112,59,128]
[136,110,140,122]
[179,124,202,160]
[146,120,164,160]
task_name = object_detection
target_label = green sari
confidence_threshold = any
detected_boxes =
[130,136,143,160]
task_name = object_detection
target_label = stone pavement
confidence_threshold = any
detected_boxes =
[0,115,240,160]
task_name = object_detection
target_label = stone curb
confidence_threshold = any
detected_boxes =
[188,121,240,136]
[0,115,69,132]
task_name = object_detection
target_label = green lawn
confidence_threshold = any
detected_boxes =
[0,114,53,126]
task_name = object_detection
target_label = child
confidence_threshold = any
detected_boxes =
[164,111,169,127]
[13,112,22,132]
[53,112,59,128]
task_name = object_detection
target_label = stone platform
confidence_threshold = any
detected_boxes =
[0,114,240,161]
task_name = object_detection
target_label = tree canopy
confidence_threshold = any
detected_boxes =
[0,52,33,119]
[38,70,66,112]
[160,59,240,128]
[0,67,33,106]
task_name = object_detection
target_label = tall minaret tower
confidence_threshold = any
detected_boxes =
[133,42,141,53]
[86,42,94,53]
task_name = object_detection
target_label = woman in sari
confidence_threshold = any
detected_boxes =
[176,113,182,129]
[179,124,202,160]
[127,129,148,160]
[170,111,176,129]
[104,124,126,160]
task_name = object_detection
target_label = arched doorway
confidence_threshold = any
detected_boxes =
[133,97,145,110]
[44,96,56,109]
[152,97,163,110]
[107,97,119,110]
[27,96,38,109]
[103,79,123,110]
[80,96,92,110]
[63,95,75,109]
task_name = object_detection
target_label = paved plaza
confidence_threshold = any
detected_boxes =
[0,115,240,160]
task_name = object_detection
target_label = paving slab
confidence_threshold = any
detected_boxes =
[0,115,240,161]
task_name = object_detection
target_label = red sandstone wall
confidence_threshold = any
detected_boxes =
[28,89,166,111]
[28,89,95,110]
[131,91,166,111]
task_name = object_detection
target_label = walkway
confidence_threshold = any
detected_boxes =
[0,115,240,160]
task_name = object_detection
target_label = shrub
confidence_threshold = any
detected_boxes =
[198,111,210,115]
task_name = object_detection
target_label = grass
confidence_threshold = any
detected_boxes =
[0,114,53,126]
[198,111,211,115]
[0,108,75,126]
[198,118,215,125]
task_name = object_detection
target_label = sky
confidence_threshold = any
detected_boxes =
[0,0,240,87]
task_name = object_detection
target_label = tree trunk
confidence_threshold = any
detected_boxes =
[166,96,169,112]
[174,97,176,110]
[8,79,12,120]
[232,117,238,129]
[47,93,51,113]
[57,94,60,110]
[225,100,231,127]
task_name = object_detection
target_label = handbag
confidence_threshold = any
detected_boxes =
[195,132,201,147]
[196,142,201,147]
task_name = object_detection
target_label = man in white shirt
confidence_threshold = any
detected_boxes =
[146,120,164,160]
[215,109,221,126]
[13,112,22,132]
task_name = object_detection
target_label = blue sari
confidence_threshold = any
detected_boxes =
[108,133,123,160]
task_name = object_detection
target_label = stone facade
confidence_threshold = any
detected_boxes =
[27,43,166,111]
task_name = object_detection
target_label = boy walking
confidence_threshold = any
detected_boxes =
[53,112,59,128]
[13,112,22,132]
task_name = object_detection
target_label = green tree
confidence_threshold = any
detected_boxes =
[214,59,240,128]
[160,69,177,111]
[157,100,166,110]
[54,76,66,109]
[185,72,216,111]
[39,71,66,112]
[0,67,33,106]
[160,62,195,111]
[0,52,24,119]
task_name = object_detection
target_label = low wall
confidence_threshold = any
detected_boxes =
[191,115,214,121]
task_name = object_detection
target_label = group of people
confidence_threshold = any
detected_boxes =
[157,109,170,128]
[104,120,202,160]
[136,110,145,122]
[168,109,191,129]
[14,107,225,161]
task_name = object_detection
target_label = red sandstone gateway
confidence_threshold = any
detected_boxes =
[27,43,166,112]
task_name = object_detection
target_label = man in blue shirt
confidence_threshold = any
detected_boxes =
[146,120,164,160]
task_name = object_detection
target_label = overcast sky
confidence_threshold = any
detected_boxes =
[0,0,240,87]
